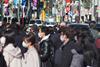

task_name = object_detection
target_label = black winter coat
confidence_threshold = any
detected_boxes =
[55,40,81,67]
[39,38,53,62]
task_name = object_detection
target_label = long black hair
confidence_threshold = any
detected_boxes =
[3,36,15,48]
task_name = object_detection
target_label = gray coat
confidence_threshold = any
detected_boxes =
[70,49,84,67]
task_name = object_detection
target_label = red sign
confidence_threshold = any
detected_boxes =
[66,0,71,3]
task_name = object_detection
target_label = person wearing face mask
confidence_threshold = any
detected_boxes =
[22,32,40,67]
[54,27,81,67]
[0,36,7,67]
[38,26,54,67]
[0,21,5,34]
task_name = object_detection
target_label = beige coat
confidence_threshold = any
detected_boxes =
[22,46,40,67]
[3,43,22,67]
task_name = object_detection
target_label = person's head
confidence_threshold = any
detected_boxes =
[1,17,7,27]
[60,27,74,42]
[4,27,16,37]
[22,33,36,48]
[38,26,50,38]
[89,21,96,29]
[5,23,12,30]
[3,17,7,24]
[0,36,15,48]
[11,17,18,24]
[59,22,66,28]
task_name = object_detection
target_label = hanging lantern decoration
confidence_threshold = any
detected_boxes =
[33,0,37,7]
[4,0,9,4]
[22,0,26,6]
[13,0,18,6]
[66,0,71,3]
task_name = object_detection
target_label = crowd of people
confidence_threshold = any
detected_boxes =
[0,17,100,67]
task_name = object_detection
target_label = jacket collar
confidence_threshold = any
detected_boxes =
[41,34,50,42]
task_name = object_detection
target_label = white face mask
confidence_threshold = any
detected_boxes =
[60,35,64,42]
[38,33,42,38]
[0,36,6,46]
[74,36,77,41]
[0,21,3,26]
[22,42,28,48]
[0,46,2,52]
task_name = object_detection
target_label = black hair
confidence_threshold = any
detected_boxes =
[39,26,50,35]
[62,27,75,39]
[23,32,36,45]
[3,17,7,23]
[3,36,15,48]
[11,17,18,24]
